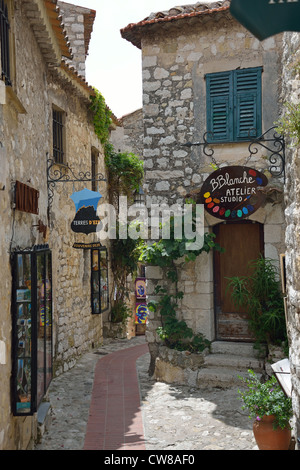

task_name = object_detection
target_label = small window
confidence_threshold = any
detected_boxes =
[52,108,65,164]
[206,67,262,143]
[91,148,99,192]
[0,0,11,85]
[91,248,109,314]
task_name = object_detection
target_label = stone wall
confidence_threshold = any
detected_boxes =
[58,1,95,78]
[141,13,282,206]
[110,108,144,156]
[0,1,108,450]
[282,31,300,448]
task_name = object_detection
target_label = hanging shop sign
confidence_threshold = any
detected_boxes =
[135,302,148,325]
[73,241,102,249]
[199,166,268,221]
[230,0,300,41]
[70,188,102,234]
[135,278,147,300]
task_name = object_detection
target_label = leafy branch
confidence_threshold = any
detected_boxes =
[90,88,112,144]
[141,208,223,352]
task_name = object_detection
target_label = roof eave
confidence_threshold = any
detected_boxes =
[121,4,230,49]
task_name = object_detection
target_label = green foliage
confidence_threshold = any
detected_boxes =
[90,88,112,144]
[142,210,223,353]
[103,143,144,323]
[110,223,144,323]
[104,142,144,208]
[149,286,210,353]
[110,300,131,324]
[226,256,287,347]
[275,101,300,146]
[140,209,222,268]
[238,369,292,430]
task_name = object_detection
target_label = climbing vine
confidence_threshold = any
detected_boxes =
[104,142,144,209]
[140,205,223,352]
[90,88,112,144]
[104,143,144,324]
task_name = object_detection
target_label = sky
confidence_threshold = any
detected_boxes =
[64,0,217,118]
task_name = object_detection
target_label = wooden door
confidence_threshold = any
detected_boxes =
[213,221,264,341]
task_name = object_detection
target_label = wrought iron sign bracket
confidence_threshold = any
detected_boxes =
[247,126,285,180]
[47,157,106,214]
[182,126,285,179]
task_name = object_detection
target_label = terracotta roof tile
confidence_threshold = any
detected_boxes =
[121,1,231,48]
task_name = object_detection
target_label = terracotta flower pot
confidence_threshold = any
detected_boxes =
[253,415,291,450]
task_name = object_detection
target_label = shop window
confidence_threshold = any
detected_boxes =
[206,67,262,143]
[91,248,109,314]
[11,246,52,416]
[52,107,66,164]
[0,0,11,86]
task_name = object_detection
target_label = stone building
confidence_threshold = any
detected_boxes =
[0,0,113,450]
[120,2,286,382]
[281,31,300,448]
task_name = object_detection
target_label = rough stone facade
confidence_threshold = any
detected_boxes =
[282,31,300,449]
[110,108,144,157]
[121,4,286,383]
[0,0,111,450]
[58,0,95,78]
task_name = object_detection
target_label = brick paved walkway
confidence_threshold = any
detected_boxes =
[83,343,149,450]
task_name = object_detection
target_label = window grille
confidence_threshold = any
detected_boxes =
[52,109,64,164]
[0,0,11,85]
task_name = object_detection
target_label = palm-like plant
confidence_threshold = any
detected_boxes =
[226,256,287,346]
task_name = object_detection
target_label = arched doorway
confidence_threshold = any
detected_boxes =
[213,221,264,342]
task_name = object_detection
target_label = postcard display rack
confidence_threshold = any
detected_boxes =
[11,246,52,416]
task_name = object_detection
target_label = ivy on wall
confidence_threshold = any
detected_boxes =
[140,207,224,352]
[103,144,144,325]
[90,88,112,144]
[90,88,145,324]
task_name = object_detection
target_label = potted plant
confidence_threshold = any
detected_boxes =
[238,369,293,450]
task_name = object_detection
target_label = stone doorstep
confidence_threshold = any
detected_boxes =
[197,367,254,388]
[197,341,265,388]
[204,353,264,372]
[210,340,266,358]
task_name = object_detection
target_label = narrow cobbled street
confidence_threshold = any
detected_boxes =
[35,336,257,451]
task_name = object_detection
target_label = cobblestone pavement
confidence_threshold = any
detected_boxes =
[35,336,257,451]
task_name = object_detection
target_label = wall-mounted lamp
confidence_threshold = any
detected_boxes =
[32,220,48,239]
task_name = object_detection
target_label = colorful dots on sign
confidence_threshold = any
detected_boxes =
[200,166,268,221]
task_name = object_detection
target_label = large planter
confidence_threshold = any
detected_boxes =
[253,415,291,450]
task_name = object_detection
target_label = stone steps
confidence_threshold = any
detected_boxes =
[196,341,265,388]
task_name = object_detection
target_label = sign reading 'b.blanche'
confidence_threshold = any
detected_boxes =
[230,0,300,41]
[200,166,268,221]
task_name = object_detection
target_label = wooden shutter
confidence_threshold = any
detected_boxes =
[206,67,262,142]
[206,72,233,142]
[15,181,39,214]
[235,68,262,139]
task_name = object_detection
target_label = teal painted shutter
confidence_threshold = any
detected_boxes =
[234,67,262,139]
[206,67,262,142]
[206,72,233,141]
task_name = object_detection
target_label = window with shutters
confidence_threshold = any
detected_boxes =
[0,0,11,85]
[206,67,262,143]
